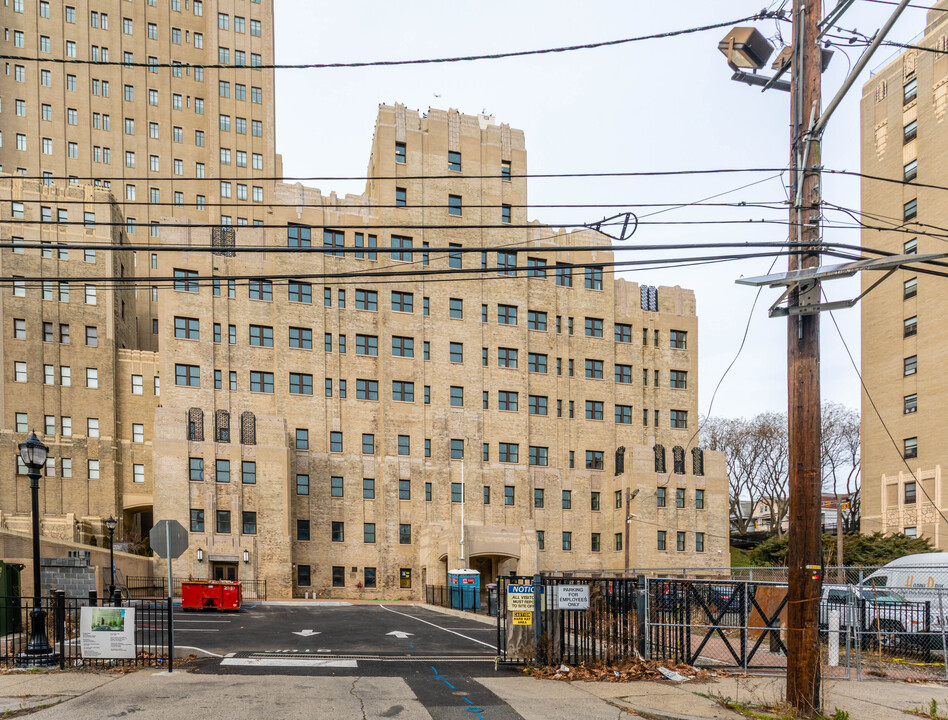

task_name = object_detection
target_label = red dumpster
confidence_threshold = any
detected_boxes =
[181,581,242,611]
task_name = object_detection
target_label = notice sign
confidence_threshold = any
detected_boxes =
[506,584,538,611]
[555,584,590,611]
[512,611,533,625]
[80,607,136,659]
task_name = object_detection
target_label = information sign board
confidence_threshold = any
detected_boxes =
[555,584,590,611]
[512,611,532,625]
[80,606,136,659]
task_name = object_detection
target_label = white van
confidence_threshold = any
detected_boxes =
[862,553,948,630]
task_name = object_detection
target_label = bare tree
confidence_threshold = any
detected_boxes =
[703,416,766,535]
[755,412,790,537]
[821,403,861,532]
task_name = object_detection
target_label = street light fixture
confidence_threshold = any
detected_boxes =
[15,431,59,667]
[105,515,118,606]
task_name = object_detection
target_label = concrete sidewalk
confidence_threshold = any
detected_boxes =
[2,666,948,719]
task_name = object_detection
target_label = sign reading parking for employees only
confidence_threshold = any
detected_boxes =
[506,584,540,611]
[555,585,590,610]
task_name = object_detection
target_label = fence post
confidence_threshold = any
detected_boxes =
[167,596,174,673]
[54,591,66,670]
[938,590,948,683]
[533,573,543,665]
[636,575,647,659]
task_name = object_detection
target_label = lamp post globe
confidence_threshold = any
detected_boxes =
[15,431,59,667]
[106,515,118,606]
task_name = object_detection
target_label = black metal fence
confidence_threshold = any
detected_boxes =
[125,576,267,600]
[0,593,171,669]
[496,575,645,665]
[425,585,489,614]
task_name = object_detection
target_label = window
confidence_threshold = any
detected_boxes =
[289,373,313,396]
[656,487,667,508]
[214,459,230,484]
[449,298,463,319]
[537,531,546,550]
[395,141,406,163]
[499,443,519,463]
[504,486,515,505]
[905,159,918,182]
[670,330,687,349]
[904,119,918,143]
[670,410,688,429]
[393,381,414,402]
[397,435,411,456]
[527,258,547,278]
[528,353,547,373]
[501,205,512,224]
[355,289,378,311]
[677,532,686,552]
[190,510,204,532]
[175,364,200,387]
[499,391,519,411]
[670,370,688,389]
[904,437,918,459]
[585,266,603,290]
[904,277,918,299]
[249,280,273,301]
[449,439,464,459]
[904,393,918,414]
[361,477,376,499]
[534,489,545,508]
[356,334,378,356]
[657,531,667,551]
[584,400,604,420]
[296,474,310,495]
[696,489,705,510]
[356,379,379,400]
[448,151,461,171]
[904,198,918,221]
[528,310,547,331]
[298,566,311,587]
[216,510,231,534]
[390,235,413,262]
[585,359,603,379]
[392,291,413,312]
[450,386,464,407]
[496,251,517,276]
[696,532,705,552]
[498,305,518,325]
[904,316,918,337]
[391,336,414,358]
[297,520,310,541]
[904,355,917,376]
[241,512,257,535]
[904,77,918,104]
[330,476,343,497]
[561,532,572,551]
[250,371,274,393]
[585,317,603,337]
[586,451,604,470]
[529,395,548,415]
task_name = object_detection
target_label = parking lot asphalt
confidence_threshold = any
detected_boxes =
[173,603,499,660]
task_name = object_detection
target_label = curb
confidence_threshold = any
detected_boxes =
[418,603,497,626]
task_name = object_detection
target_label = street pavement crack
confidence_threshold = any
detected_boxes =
[348,676,368,720]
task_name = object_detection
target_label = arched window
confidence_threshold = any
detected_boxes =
[215,409,230,443]
[240,411,256,445]
[673,446,685,475]
[614,446,626,476]
[692,447,705,476]
[653,444,666,473]
[187,407,204,441]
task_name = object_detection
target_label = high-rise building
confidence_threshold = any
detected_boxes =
[0,0,278,348]
[860,0,948,547]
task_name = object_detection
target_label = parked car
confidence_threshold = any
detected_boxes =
[821,584,929,648]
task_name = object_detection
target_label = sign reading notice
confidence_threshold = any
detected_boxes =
[512,611,533,625]
[555,584,590,611]
[506,584,538,611]
[80,607,136,659]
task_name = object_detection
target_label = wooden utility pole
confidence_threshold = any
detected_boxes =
[786,0,823,715]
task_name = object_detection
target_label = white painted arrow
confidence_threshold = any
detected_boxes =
[386,631,414,639]
[292,629,321,637]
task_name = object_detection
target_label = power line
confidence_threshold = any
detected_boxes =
[4,167,791,183]
[0,12,782,70]
[857,0,948,11]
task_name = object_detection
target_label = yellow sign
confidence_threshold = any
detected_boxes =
[512,611,533,625]
[506,585,537,611]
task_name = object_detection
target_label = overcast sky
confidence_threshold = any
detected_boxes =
[271,0,925,421]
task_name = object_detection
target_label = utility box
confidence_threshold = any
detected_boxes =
[0,563,24,635]
[448,569,480,611]
[181,581,242,611]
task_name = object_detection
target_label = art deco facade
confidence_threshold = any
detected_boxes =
[0,0,278,349]
[0,5,729,598]
[0,105,730,597]
[860,0,948,547]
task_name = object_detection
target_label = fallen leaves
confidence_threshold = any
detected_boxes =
[525,658,723,683]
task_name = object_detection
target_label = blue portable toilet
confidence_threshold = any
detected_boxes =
[448,569,480,611]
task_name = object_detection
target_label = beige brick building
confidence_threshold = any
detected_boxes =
[0,0,278,350]
[860,0,948,547]
[0,2,729,599]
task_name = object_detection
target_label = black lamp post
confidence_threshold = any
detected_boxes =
[15,431,59,667]
[106,515,117,606]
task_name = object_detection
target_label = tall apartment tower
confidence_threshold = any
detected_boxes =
[0,0,278,348]
[860,0,948,547]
